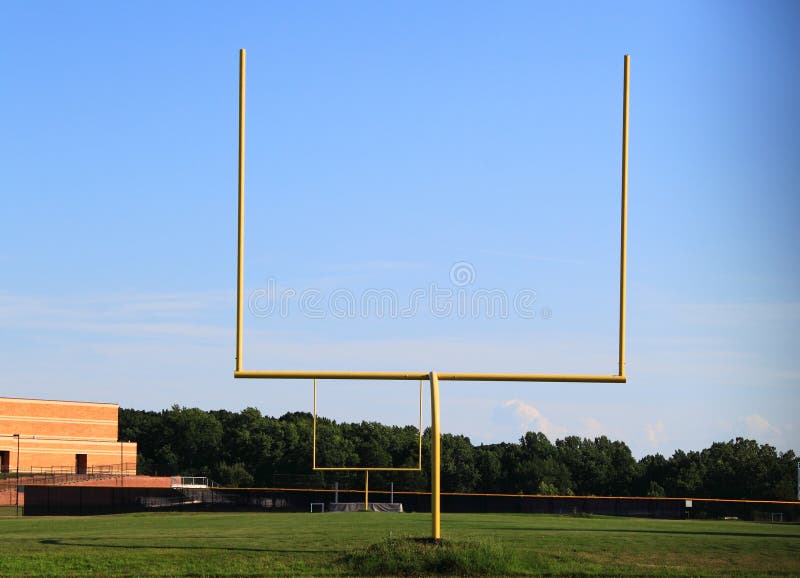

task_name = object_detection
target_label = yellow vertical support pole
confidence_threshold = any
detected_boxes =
[312,379,317,469]
[429,371,441,540]
[236,48,246,373]
[418,380,423,469]
[618,54,629,378]
[364,470,369,510]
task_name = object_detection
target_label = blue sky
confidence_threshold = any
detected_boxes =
[1,1,797,458]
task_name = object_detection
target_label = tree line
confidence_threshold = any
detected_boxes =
[120,406,798,501]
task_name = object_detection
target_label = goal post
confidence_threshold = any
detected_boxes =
[233,50,631,541]
[312,379,423,511]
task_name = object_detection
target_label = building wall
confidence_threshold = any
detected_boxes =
[0,397,136,474]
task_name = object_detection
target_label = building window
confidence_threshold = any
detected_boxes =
[0,451,9,473]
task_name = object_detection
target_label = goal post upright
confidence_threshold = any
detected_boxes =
[619,54,630,378]
[232,49,630,542]
[235,48,246,374]
[430,371,441,539]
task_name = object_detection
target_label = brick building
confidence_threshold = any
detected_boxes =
[0,397,136,475]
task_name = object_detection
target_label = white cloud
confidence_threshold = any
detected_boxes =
[743,414,780,438]
[0,291,231,341]
[646,420,665,447]
[499,399,566,439]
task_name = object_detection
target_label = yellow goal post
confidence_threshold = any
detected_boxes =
[233,49,631,540]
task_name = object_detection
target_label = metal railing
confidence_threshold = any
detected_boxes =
[170,476,218,489]
[0,463,137,491]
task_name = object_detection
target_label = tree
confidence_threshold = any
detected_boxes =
[163,406,222,474]
[518,432,572,494]
[646,480,665,497]
[474,445,502,492]
[440,434,479,492]
[636,453,668,496]
[771,449,798,501]
[701,438,788,500]
[215,461,255,487]
[120,406,797,501]
[664,450,705,497]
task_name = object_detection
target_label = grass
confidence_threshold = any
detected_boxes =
[0,511,797,576]
[342,536,515,576]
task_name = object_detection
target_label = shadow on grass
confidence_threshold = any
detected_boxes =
[480,526,800,540]
[40,538,336,554]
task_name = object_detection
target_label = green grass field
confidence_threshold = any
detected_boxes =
[0,511,798,576]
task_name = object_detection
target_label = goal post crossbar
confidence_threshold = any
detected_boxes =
[236,370,625,382]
